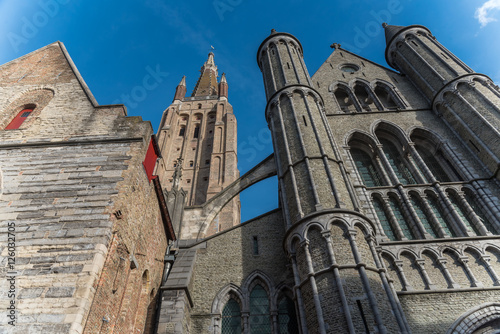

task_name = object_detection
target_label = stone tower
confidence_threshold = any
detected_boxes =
[156,53,240,238]
[384,23,500,179]
[257,30,408,333]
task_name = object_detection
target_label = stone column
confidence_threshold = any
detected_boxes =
[322,231,355,334]
[302,240,327,334]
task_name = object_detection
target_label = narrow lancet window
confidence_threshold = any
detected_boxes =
[249,285,271,333]
[351,148,385,187]
[389,196,415,240]
[222,299,241,334]
[373,197,397,241]
[379,138,416,185]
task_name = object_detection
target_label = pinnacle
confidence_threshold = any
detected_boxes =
[383,23,406,46]
[206,52,215,67]
[178,75,186,87]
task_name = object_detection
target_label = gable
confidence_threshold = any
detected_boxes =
[0,42,133,141]
[312,48,429,110]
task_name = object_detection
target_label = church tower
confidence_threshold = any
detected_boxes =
[156,53,240,237]
[257,30,407,333]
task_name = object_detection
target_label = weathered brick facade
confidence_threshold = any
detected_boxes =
[0,42,171,333]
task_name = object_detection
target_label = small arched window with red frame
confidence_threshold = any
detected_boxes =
[6,108,34,130]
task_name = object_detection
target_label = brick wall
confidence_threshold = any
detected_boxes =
[0,42,168,334]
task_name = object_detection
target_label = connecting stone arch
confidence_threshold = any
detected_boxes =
[447,302,500,334]
[189,154,277,240]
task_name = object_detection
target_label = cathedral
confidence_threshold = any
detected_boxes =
[1,23,500,334]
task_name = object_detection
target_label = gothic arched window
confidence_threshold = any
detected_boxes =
[448,191,480,236]
[222,298,242,334]
[410,193,439,237]
[426,193,456,237]
[415,146,451,182]
[464,189,497,234]
[334,87,357,113]
[411,133,463,182]
[354,84,376,112]
[378,137,417,185]
[277,296,299,334]
[249,285,272,333]
[351,148,385,187]
[193,125,200,138]
[389,196,415,240]
[373,196,397,241]
[374,85,398,110]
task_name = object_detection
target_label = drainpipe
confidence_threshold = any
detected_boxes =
[153,243,177,334]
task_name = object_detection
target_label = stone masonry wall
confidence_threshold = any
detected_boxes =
[171,209,291,333]
[0,139,161,333]
[81,137,168,334]
[0,41,168,333]
[399,290,500,333]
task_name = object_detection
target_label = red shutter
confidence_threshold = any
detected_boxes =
[143,136,160,182]
[6,109,33,130]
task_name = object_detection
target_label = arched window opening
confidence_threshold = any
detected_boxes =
[6,108,33,130]
[354,85,375,112]
[193,125,200,138]
[334,87,356,113]
[411,132,464,182]
[389,196,415,240]
[277,297,299,334]
[249,285,271,333]
[373,196,397,241]
[143,288,157,334]
[448,192,480,236]
[221,298,241,334]
[179,126,185,137]
[410,194,438,238]
[374,86,398,110]
[415,146,451,182]
[464,190,497,234]
[351,148,385,187]
[426,194,456,237]
[378,137,417,185]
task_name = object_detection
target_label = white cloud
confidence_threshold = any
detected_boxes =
[475,0,500,27]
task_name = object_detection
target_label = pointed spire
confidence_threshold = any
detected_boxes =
[173,75,187,102]
[191,53,219,97]
[219,73,228,99]
[383,23,406,46]
[206,52,215,67]
[178,75,186,86]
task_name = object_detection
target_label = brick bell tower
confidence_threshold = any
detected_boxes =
[257,30,409,333]
[156,53,240,238]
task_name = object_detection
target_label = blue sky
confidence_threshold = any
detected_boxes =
[1,0,499,221]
